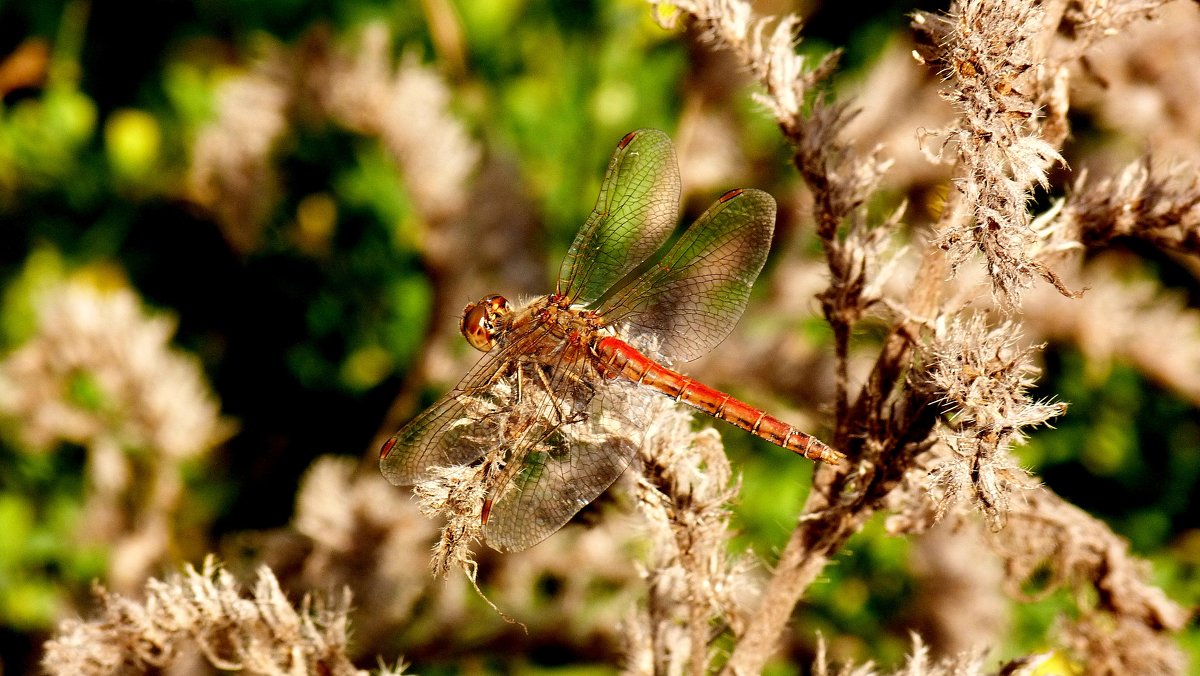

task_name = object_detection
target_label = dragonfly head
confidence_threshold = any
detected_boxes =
[460,295,511,352]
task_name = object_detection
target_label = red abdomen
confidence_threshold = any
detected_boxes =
[594,337,843,464]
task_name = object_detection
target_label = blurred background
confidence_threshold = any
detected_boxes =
[0,0,1197,673]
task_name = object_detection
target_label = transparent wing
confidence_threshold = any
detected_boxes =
[380,313,642,553]
[558,129,681,305]
[597,188,776,363]
[482,375,645,552]
[379,322,559,486]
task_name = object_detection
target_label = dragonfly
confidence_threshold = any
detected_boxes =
[381,129,843,552]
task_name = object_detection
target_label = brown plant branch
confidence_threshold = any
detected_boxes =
[627,397,756,675]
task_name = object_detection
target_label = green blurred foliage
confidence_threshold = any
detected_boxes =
[1031,350,1200,554]
[0,245,67,347]
[0,447,104,631]
[458,0,688,251]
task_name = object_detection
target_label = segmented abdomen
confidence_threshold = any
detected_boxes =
[595,337,844,465]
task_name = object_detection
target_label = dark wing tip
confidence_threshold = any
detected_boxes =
[717,188,744,203]
[379,435,398,460]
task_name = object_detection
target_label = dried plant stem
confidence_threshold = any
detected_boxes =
[650,4,943,673]
[631,402,754,676]
[42,557,367,676]
[722,492,856,675]
[724,249,947,675]
[683,529,709,676]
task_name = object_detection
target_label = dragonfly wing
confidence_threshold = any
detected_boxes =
[559,129,680,305]
[599,188,776,363]
[379,389,499,486]
[482,377,646,552]
[379,325,554,485]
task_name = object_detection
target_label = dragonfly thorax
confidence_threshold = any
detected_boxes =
[460,295,511,352]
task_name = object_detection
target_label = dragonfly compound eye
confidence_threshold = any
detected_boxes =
[460,295,510,352]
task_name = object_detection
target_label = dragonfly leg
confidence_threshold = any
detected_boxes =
[524,362,588,427]
[481,407,582,526]
[480,358,601,528]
